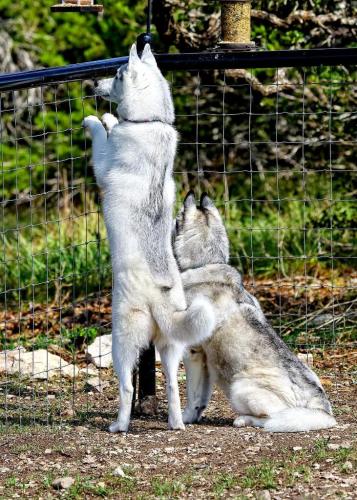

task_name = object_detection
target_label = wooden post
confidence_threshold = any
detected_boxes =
[219,0,255,50]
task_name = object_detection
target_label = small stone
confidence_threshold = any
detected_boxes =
[313,463,320,469]
[47,394,56,400]
[256,491,271,500]
[297,352,314,367]
[52,476,75,490]
[327,443,340,450]
[310,314,334,327]
[342,461,353,471]
[97,481,106,489]
[293,446,302,451]
[327,443,351,451]
[113,466,126,478]
[85,377,110,393]
[44,449,52,455]
[79,365,98,377]
[62,408,75,418]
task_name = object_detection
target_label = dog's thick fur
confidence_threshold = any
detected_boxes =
[83,44,215,432]
[174,192,336,432]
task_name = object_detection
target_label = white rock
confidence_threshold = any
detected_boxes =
[113,466,127,478]
[86,334,112,368]
[256,491,271,500]
[297,352,314,367]
[310,314,334,327]
[79,365,98,377]
[327,442,351,451]
[343,461,353,471]
[52,476,75,490]
[85,377,110,393]
[0,348,79,380]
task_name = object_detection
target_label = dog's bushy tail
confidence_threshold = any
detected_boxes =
[154,295,215,346]
[263,407,336,433]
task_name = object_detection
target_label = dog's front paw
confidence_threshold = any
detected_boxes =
[233,416,247,428]
[168,416,185,431]
[102,113,119,132]
[109,420,129,433]
[82,115,101,129]
[182,407,198,424]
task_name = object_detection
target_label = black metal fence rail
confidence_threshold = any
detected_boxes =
[0,47,357,91]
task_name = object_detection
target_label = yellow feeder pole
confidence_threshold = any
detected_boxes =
[219,0,255,50]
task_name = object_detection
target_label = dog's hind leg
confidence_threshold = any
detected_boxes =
[183,348,211,424]
[110,302,154,433]
[198,366,213,421]
[157,342,186,430]
[110,339,138,433]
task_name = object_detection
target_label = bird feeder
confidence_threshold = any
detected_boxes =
[51,0,103,13]
[219,0,255,50]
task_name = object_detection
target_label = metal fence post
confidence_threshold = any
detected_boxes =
[137,343,157,415]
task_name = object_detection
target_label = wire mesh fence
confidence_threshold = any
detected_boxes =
[0,58,356,426]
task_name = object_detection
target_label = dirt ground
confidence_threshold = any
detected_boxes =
[1,351,356,500]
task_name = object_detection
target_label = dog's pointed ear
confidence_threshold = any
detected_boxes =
[184,190,196,209]
[128,43,140,72]
[141,44,158,69]
[200,193,215,210]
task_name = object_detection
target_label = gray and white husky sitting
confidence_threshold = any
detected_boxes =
[83,44,215,433]
[174,192,336,432]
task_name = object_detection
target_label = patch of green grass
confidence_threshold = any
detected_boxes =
[212,472,237,496]
[59,326,99,353]
[1,325,100,354]
[151,477,184,498]
[312,437,330,461]
[42,473,54,488]
[332,446,356,473]
[4,476,19,488]
[241,460,278,490]
[1,200,111,306]
[115,476,138,494]
[284,459,312,487]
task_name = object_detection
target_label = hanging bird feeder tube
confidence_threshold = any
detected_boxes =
[219,0,255,50]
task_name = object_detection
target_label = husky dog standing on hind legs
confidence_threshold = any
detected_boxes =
[83,44,215,433]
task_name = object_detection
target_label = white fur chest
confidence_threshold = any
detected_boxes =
[100,121,177,274]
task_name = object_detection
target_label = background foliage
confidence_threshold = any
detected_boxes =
[0,0,356,315]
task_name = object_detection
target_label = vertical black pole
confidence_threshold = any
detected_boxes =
[138,343,157,414]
